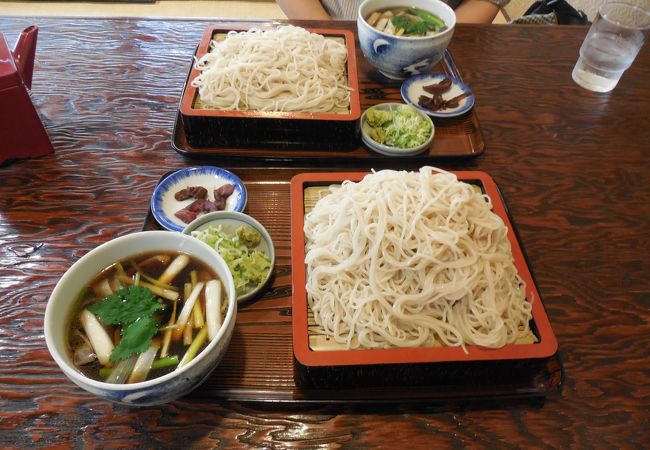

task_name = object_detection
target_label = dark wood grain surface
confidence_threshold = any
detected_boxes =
[0,16,648,448]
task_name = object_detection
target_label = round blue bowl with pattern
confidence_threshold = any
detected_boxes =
[357,0,456,80]
[44,231,237,406]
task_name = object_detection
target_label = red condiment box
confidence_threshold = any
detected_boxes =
[0,26,53,165]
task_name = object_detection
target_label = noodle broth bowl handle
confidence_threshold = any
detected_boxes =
[357,0,456,80]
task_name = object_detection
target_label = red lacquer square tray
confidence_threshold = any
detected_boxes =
[290,171,558,370]
[178,24,361,150]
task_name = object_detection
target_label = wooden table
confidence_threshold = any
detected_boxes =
[1,16,649,448]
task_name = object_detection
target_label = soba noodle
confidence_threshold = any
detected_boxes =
[191,25,350,113]
[303,167,533,350]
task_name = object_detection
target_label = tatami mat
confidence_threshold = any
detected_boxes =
[0,0,508,22]
[0,0,285,18]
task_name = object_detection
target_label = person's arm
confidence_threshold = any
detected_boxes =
[276,0,332,20]
[454,0,502,23]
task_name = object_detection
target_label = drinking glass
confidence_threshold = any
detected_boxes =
[572,1,650,93]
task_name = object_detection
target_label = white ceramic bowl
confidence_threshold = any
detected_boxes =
[358,0,456,79]
[44,230,237,406]
[183,211,275,303]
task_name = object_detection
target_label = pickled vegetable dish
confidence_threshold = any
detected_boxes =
[365,104,432,149]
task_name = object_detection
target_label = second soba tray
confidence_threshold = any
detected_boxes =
[173,25,485,163]
[290,170,558,389]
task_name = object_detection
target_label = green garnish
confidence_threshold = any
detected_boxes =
[192,225,271,296]
[365,108,393,127]
[88,285,162,362]
[110,317,158,361]
[390,10,447,36]
[391,15,430,35]
[365,104,432,149]
[151,355,179,370]
[237,226,262,248]
[408,8,447,30]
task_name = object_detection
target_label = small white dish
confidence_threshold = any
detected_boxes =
[183,211,275,303]
[151,166,247,232]
[360,103,434,156]
[401,73,474,118]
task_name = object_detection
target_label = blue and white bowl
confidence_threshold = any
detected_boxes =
[44,231,237,406]
[358,0,456,80]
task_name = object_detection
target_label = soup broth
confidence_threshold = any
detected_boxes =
[365,7,447,37]
[68,251,226,384]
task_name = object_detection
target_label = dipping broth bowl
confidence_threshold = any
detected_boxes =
[357,0,456,79]
[44,230,237,406]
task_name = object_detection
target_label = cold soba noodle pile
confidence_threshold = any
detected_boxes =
[191,25,350,113]
[304,167,533,350]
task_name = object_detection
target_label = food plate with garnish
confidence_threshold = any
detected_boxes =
[360,103,434,156]
[151,166,247,232]
[183,211,275,303]
[401,73,474,118]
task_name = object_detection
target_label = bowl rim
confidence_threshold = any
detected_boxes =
[357,0,457,40]
[182,211,276,303]
[44,230,237,392]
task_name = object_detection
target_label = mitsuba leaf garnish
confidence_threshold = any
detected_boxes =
[391,15,430,35]
[109,316,158,361]
[88,285,162,361]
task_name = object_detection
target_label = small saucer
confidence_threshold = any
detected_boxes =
[151,166,247,232]
[183,211,275,303]
[401,73,474,118]
[360,103,434,157]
